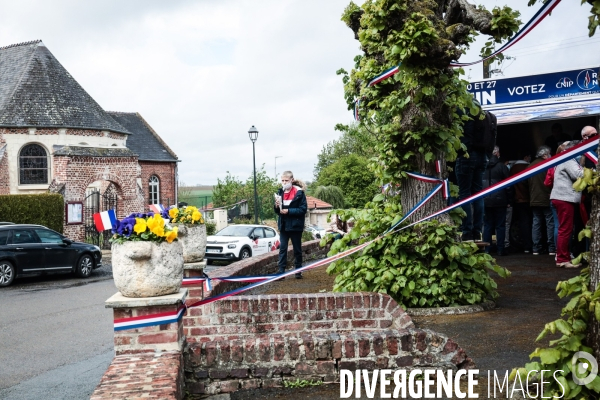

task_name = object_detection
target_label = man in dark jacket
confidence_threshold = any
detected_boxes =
[528,145,555,256]
[274,171,308,279]
[509,151,533,253]
[483,146,512,256]
[456,101,487,242]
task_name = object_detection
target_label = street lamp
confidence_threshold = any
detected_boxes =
[274,156,282,179]
[248,125,259,224]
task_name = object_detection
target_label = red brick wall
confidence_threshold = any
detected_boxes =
[183,292,472,396]
[53,155,144,241]
[91,352,184,400]
[139,161,176,208]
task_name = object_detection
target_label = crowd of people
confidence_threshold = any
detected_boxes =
[457,124,598,268]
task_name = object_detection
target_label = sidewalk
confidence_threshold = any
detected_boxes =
[230,252,580,399]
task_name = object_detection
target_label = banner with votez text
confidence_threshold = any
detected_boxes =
[467,67,600,106]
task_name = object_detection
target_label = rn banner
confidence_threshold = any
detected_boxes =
[467,67,600,106]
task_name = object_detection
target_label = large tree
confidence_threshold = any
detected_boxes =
[339,0,519,222]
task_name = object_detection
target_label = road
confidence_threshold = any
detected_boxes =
[0,263,117,399]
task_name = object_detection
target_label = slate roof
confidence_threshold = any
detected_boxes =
[53,145,136,157]
[107,112,178,162]
[305,196,333,210]
[0,40,130,134]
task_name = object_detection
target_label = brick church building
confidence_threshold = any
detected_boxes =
[0,40,179,242]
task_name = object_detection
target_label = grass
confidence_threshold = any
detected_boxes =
[179,187,213,208]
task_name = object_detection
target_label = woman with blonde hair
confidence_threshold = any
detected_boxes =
[274,171,307,278]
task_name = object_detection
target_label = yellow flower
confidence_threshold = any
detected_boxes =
[192,211,201,222]
[147,215,165,236]
[134,218,147,234]
[169,208,179,219]
[165,227,178,243]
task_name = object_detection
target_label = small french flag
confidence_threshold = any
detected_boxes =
[149,204,165,214]
[93,210,117,232]
[435,160,441,174]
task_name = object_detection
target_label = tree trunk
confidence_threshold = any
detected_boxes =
[589,185,600,361]
[400,152,452,225]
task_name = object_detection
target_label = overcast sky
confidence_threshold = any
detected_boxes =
[0,0,597,185]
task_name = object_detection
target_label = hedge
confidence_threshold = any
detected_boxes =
[0,194,64,233]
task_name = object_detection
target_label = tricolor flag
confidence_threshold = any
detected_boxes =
[93,210,117,232]
[149,204,165,214]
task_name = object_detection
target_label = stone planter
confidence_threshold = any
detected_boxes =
[112,240,184,298]
[174,223,206,263]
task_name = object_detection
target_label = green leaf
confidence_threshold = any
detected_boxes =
[373,194,385,202]
[538,348,561,365]
[554,319,572,335]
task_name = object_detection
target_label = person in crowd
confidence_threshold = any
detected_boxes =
[483,146,512,256]
[550,141,584,268]
[274,171,307,279]
[545,123,571,155]
[504,160,513,251]
[509,151,533,253]
[326,214,348,240]
[573,126,600,256]
[456,101,486,242]
[528,145,555,256]
[545,142,569,252]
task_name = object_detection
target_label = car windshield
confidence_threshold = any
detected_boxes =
[215,225,254,237]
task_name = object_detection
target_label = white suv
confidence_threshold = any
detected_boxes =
[205,224,280,264]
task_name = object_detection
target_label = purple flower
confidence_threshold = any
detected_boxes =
[111,220,121,235]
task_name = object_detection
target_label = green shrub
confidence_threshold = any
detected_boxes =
[0,194,64,233]
[205,222,217,236]
[324,198,510,308]
[302,231,315,243]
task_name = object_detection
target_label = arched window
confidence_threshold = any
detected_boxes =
[148,175,160,205]
[19,144,48,185]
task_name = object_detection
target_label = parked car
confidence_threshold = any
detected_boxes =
[0,224,103,287]
[305,224,327,240]
[205,224,280,265]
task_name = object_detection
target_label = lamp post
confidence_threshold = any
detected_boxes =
[274,156,282,179]
[248,125,259,224]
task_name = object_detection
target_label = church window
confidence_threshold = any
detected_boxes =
[19,144,48,184]
[149,175,160,204]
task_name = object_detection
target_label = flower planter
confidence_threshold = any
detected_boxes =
[174,223,206,263]
[112,240,184,298]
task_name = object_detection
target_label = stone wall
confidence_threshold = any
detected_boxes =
[183,292,472,396]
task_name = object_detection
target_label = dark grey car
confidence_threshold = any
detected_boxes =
[0,224,102,287]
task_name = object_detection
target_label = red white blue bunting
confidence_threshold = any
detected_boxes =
[114,304,186,331]
[368,65,400,87]
[365,0,561,87]
[396,137,599,233]
[450,0,561,67]
[585,151,598,165]
[405,172,450,200]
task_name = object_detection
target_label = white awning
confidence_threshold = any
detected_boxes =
[485,97,600,125]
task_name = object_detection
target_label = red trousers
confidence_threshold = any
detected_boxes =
[552,199,576,263]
